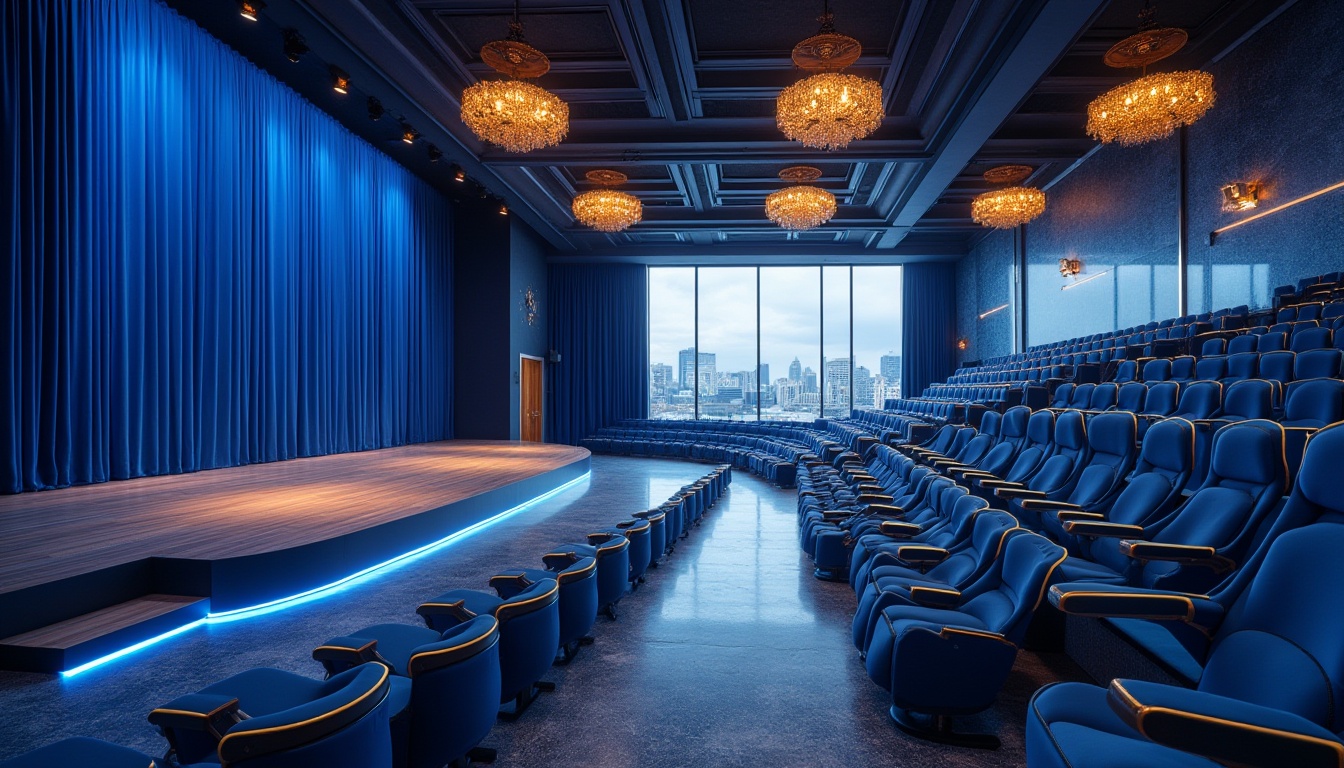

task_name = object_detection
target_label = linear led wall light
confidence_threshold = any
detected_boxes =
[1210,179,1344,244]
[1061,270,1110,291]
[978,303,1009,320]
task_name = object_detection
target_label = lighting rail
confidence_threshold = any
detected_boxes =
[1061,270,1110,291]
[978,303,1010,320]
[60,471,592,678]
[1210,179,1344,244]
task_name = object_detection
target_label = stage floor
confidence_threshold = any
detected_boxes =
[0,441,589,595]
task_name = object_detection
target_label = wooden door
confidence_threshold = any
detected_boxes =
[521,356,543,442]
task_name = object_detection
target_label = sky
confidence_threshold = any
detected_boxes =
[649,266,904,384]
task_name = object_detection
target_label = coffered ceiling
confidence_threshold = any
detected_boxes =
[171,0,1296,260]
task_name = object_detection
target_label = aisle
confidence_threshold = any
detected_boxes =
[0,456,1075,766]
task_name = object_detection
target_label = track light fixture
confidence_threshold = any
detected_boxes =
[454,168,467,183]
[367,97,384,121]
[239,0,265,21]
[330,67,350,95]
[400,122,419,144]
[282,30,308,63]
[427,145,443,163]
[498,203,509,216]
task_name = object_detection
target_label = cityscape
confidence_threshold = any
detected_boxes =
[649,350,901,421]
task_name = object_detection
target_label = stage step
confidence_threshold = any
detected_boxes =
[0,594,209,674]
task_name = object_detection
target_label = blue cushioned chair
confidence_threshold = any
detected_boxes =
[1170,380,1222,420]
[1112,381,1146,413]
[312,616,500,768]
[1028,423,1344,768]
[1048,383,1074,409]
[0,738,165,768]
[490,552,598,663]
[418,579,559,719]
[1258,350,1296,389]
[146,664,393,768]
[1194,355,1225,381]
[864,533,1067,749]
[1112,360,1138,385]
[1142,359,1172,382]
[1296,348,1343,380]
[1222,351,1258,385]
[981,410,1090,515]
[1168,356,1195,383]
[551,533,630,619]
[1226,334,1257,355]
[1007,412,1138,532]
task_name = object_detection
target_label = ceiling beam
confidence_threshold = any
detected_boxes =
[875,0,1108,248]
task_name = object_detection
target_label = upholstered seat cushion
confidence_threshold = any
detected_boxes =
[1028,682,1217,768]
[0,738,160,768]
[348,623,441,675]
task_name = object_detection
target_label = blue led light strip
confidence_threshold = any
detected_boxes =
[61,471,591,678]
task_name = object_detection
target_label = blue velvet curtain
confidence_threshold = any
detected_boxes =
[547,264,648,445]
[901,262,957,398]
[1,0,454,493]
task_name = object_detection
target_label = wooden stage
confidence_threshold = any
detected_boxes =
[0,441,590,672]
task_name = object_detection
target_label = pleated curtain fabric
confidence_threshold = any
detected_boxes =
[547,264,648,445]
[1,0,454,493]
[900,262,958,399]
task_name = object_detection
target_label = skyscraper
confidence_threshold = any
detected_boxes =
[677,348,716,393]
[650,363,673,394]
[853,365,874,408]
[880,353,901,384]
[803,367,817,394]
[788,357,801,382]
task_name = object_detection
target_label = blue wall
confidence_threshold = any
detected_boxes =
[957,229,1016,364]
[2,0,455,493]
[957,0,1344,354]
[453,201,512,440]
[509,221,550,440]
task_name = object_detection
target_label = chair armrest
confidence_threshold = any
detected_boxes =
[995,487,1047,501]
[865,504,905,518]
[1055,510,1105,523]
[1108,679,1344,768]
[929,458,963,468]
[857,493,895,505]
[149,694,245,754]
[949,467,994,479]
[879,521,923,538]
[416,600,478,625]
[1048,583,1222,625]
[907,585,961,608]
[1063,521,1146,539]
[896,545,950,566]
[1018,498,1078,511]
[1120,541,1234,573]
[312,636,383,677]
[856,483,885,492]
[821,510,855,520]
[541,550,582,571]
[975,479,1019,489]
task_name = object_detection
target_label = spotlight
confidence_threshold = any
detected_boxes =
[1221,182,1259,212]
[498,203,509,216]
[453,168,466,183]
[239,0,265,21]
[400,122,419,144]
[330,67,350,95]
[282,30,308,63]
[427,145,443,163]
[367,96,384,121]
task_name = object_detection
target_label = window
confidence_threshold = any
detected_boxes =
[649,266,902,420]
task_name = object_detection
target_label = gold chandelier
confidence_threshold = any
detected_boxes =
[776,2,884,151]
[460,0,568,154]
[572,170,642,232]
[1086,4,1214,146]
[971,165,1045,229]
[766,167,837,231]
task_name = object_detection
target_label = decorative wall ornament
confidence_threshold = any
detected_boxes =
[521,286,539,326]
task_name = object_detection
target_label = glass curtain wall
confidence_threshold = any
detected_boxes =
[649,266,903,420]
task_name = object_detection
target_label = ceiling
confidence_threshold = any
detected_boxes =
[173,0,1296,261]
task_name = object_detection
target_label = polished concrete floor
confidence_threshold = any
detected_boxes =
[0,456,1084,766]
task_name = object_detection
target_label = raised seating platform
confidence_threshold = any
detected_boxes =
[0,441,590,673]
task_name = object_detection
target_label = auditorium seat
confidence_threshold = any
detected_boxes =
[552,533,630,619]
[418,578,560,719]
[1141,359,1171,382]
[1194,354,1225,381]
[1200,337,1227,356]
[863,533,1066,749]
[1168,356,1195,383]
[312,616,500,768]
[1226,333,1258,355]
[1296,348,1344,380]
[1256,330,1288,352]
[605,518,653,590]
[489,552,599,663]
[1027,424,1344,768]
[947,408,1051,489]
[1204,378,1275,425]
[1169,380,1222,421]
[1007,412,1137,531]
[0,739,164,768]
[1281,378,1344,429]
[1290,325,1333,352]
[1222,352,1258,385]
[146,664,393,768]
[1258,350,1295,389]
[1112,360,1139,384]
[1041,418,1193,551]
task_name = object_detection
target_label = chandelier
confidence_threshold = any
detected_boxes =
[460,0,568,154]
[572,170,642,232]
[1086,3,1214,146]
[776,1,884,150]
[766,167,837,231]
[971,165,1045,229]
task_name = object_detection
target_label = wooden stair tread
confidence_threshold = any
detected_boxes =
[1,594,207,649]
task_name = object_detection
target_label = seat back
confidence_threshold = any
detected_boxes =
[1220,379,1275,422]
[1100,418,1194,529]
[963,533,1067,644]
[1201,337,1227,356]
[1195,356,1226,381]
[1290,326,1332,352]
[1114,381,1146,413]
[1227,334,1257,354]
[1024,411,1091,497]
[1223,352,1258,384]
[405,616,501,768]
[1257,331,1288,353]
[1050,383,1074,409]
[1141,359,1172,382]
[1089,382,1118,411]
[1168,356,1195,383]
[1282,378,1344,428]
[1068,383,1096,410]
[1295,348,1343,381]
[1140,382,1180,417]
[999,410,1056,482]
[1258,350,1295,389]
[492,578,561,703]
[1065,412,1139,508]
[972,406,1031,476]
[1172,380,1222,420]
[1113,360,1139,384]
[219,664,394,768]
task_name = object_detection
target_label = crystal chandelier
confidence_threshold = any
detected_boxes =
[776,1,884,151]
[766,167,837,231]
[971,165,1045,229]
[460,0,568,154]
[1086,3,1215,146]
[572,170,642,232]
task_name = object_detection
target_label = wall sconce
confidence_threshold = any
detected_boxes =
[956,338,969,351]
[1059,258,1082,278]
[1221,182,1259,212]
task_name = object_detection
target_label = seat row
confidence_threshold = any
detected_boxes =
[582,422,812,486]
[1,468,731,768]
